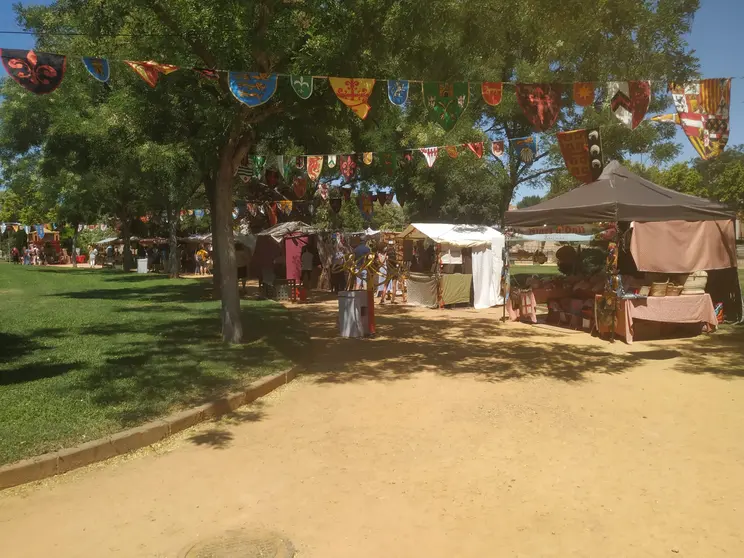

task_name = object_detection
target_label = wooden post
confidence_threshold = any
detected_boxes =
[366,255,376,336]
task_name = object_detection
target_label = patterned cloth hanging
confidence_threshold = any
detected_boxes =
[386,192,395,205]
[481,82,503,106]
[666,79,731,160]
[329,77,375,120]
[193,68,219,80]
[229,72,278,106]
[267,203,278,226]
[491,140,504,157]
[293,176,308,198]
[423,82,469,131]
[246,203,257,217]
[36,225,45,239]
[82,57,110,83]
[194,209,205,218]
[608,81,651,129]
[295,156,305,170]
[445,145,459,159]
[358,193,374,220]
[236,165,253,183]
[388,80,409,106]
[125,60,179,88]
[330,198,342,214]
[317,182,329,200]
[466,142,484,158]
[0,224,5,234]
[251,155,267,178]
[0,49,67,94]
[515,83,562,131]
[557,129,603,184]
[363,152,373,165]
[291,75,313,99]
[381,153,396,175]
[398,152,414,168]
[396,189,406,207]
[327,155,338,169]
[278,200,293,215]
[307,155,324,181]
[340,155,357,181]
[511,136,537,164]
[573,82,595,107]
[377,189,388,206]
[265,168,280,187]
[420,147,438,168]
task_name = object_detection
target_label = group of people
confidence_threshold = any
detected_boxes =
[10,245,45,266]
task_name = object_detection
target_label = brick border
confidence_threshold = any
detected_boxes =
[0,367,299,490]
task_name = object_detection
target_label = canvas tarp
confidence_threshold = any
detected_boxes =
[257,221,315,243]
[400,223,503,248]
[407,273,438,308]
[505,161,733,226]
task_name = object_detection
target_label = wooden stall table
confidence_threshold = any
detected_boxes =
[506,290,537,323]
[595,293,717,344]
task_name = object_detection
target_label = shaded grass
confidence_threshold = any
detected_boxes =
[511,264,560,277]
[0,265,308,465]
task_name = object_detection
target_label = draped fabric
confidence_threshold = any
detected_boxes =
[608,81,651,129]
[573,82,595,106]
[126,60,179,88]
[423,81,469,131]
[1,49,67,94]
[515,83,562,131]
[82,57,110,83]
[228,72,277,106]
[329,77,375,119]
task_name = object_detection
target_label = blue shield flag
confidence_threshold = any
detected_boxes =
[36,225,45,239]
[82,57,110,83]
[387,80,409,106]
[229,72,278,107]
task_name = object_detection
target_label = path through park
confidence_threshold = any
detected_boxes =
[1,300,743,557]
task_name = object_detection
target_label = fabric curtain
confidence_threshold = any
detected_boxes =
[472,236,505,310]
[440,274,472,305]
[285,235,308,281]
[491,235,505,306]
[407,272,438,308]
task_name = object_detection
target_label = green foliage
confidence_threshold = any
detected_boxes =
[517,195,543,209]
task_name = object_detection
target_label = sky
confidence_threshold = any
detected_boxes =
[1,0,742,203]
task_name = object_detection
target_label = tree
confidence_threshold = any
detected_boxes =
[517,195,543,209]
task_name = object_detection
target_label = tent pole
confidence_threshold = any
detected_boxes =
[610,222,619,343]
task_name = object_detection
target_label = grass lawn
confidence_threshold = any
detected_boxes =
[0,265,308,465]
[510,264,560,277]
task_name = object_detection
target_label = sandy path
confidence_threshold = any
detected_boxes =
[1,301,743,557]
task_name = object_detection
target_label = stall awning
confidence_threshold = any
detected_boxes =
[401,223,503,248]
[257,221,315,243]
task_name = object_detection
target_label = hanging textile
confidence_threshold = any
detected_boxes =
[36,225,45,239]
[317,182,329,200]
[381,153,396,175]
[295,156,305,169]
[246,203,257,217]
[340,155,357,181]
[265,168,280,187]
[327,154,337,169]
[445,145,459,159]
[491,140,504,157]
[251,155,267,178]
[25,225,31,234]
[363,152,373,165]
[267,203,278,226]
[342,187,352,201]
[293,176,308,198]
[0,224,5,234]
[511,136,537,164]
[377,189,388,206]
[81,57,110,83]
[608,81,651,129]
[193,68,219,80]
[388,79,409,106]
[125,60,179,88]
[515,83,562,131]
[573,82,595,107]
[307,155,323,181]
[557,128,603,184]
[330,197,342,214]
[291,75,313,99]
[423,82,469,131]
[228,72,278,106]
[278,200,293,215]
[386,192,395,205]
[0,49,67,94]
[358,193,374,220]
[194,209,205,218]
[398,152,414,168]
[420,147,438,168]
[668,79,731,160]
[466,142,484,158]
[481,82,503,106]
[237,165,252,183]
[329,77,375,120]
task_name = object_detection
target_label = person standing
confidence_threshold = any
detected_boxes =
[89,246,98,268]
[235,242,251,294]
[301,246,315,288]
[195,245,208,276]
[380,241,399,304]
[331,242,347,293]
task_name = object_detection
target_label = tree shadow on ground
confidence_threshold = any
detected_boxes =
[187,404,267,449]
[0,361,79,385]
[663,326,744,379]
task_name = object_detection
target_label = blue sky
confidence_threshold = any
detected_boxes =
[1,0,742,200]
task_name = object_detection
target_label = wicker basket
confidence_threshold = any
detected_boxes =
[649,282,668,297]
[666,284,684,296]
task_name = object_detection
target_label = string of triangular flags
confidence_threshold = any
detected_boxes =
[0,222,66,237]
[0,48,732,157]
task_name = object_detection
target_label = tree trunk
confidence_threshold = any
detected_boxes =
[71,226,79,268]
[122,221,134,271]
[168,211,180,278]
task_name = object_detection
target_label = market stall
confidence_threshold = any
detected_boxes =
[253,221,317,298]
[505,161,740,342]
[399,223,505,309]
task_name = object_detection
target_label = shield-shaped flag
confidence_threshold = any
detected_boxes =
[445,145,459,159]
[511,136,537,164]
[423,82,469,131]
[293,176,308,198]
[329,77,375,120]
[377,189,388,206]
[267,203,278,226]
[317,182,329,200]
[481,82,503,106]
[342,187,352,201]
[381,153,396,176]
[307,155,323,181]
[82,57,110,83]
[420,147,438,168]
[608,81,651,129]
[229,72,278,107]
[466,142,484,158]
[327,155,338,169]
[1,49,67,94]
[251,155,266,178]
[515,83,562,131]
[125,60,179,88]
[358,193,374,220]
[388,79,409,106]
[340,155,357,181]
[291,75,313,99]
[491,141,504,157]
[295,156,305,170]
[398,152,413,169]
[363,152,373,165]
[573,82,595,107]
[278,200,293,215]
[396,189,406,207]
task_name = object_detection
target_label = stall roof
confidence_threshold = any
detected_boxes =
[505,161,734,226]
[257,221,315,242]
[401,223,503,248]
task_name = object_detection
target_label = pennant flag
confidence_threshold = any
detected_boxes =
[481,82,503,106]
[194,209,205,218]
[229,72,278,106]
[267,203,278,226]
[12,225,19,232]
[293,176,308,198]
[295,156,305,170]
[25,225,31,234]
[0,49,67,94]
[388,79,409,106]
[246,203,257,217]
[377,189,388,206]
[573,82,595,107]
[342,186,352,201]
[327,155,337,169]
[330,198,342,214]
[396,189,406,207]
[82,57,110,83]
[666,79,731,160]
[515,83,562,131]
[100,223,107,231]
[291,75,313,99]
[387,192,395,205]
[307,155,323,181]
[586,129,604,179]
[0,223,5,234]
[125,60,178,88]
[511,136,537,164]
[557,129,603,184]
[317,182,329,200]
[329,77,375,120]
[78,224,84,232]
[358,193,374,220]
[608,81,650,129]
[491,140,504,157]
[340,155,357,181]
[265,168,280,187]
[278,200,293,215]
[466,142,484,158]
[381,153,396,176]
[423,82,469,131]
[277,155,287,178]
[193,67,219,80]
[251,155,266,178]
[371,194,378,203]
[419,147,438,168]
[363,152,373,165]
[232,207,239,220]
[445,145,459,159]
[237,165,252,183]
[36,225,45,239]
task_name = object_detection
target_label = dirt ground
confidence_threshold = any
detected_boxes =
[1,297,743,557]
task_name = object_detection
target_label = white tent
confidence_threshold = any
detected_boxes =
[400,223,505,309]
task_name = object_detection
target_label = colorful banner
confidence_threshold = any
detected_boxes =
[573,82,594,107]
[291,75,313,99]
[511,136,537,164]
[557,129,593,184]
[491,140,504,157]
[445,145,459,159]
[358,193,374,220]
[388,79,409,106]
[466,142,483,158]
[307,155,323,181]
[330,197,342,214]
[125,60,178,88]
[0,49,67,94]
[327,154,337,169]
[420,147,438,168]
[608,81,650,129]
[229,72,278,107]
[377,189,388,206]
[329,77,375,120]
[340,155,357,181]
[82,57,110,83]
[317,182,329,200]
[515,83,562,131]
[363,152,373,165]
[293,176,307,198]
[481,82,503,106]
[423,82,469,131]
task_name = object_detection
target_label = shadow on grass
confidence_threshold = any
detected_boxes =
[0,361,79,385]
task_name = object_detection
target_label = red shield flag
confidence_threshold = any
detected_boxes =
[516,83,562,131]
[491,141,504,157]
[466,142,484,158]
[306,155,323,181]
[557,129,603,183]
[481,82,503,106]
[293,176,307,198]
[573,82,595,107]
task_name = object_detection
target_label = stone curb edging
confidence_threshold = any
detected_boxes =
[0,367,300,491]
